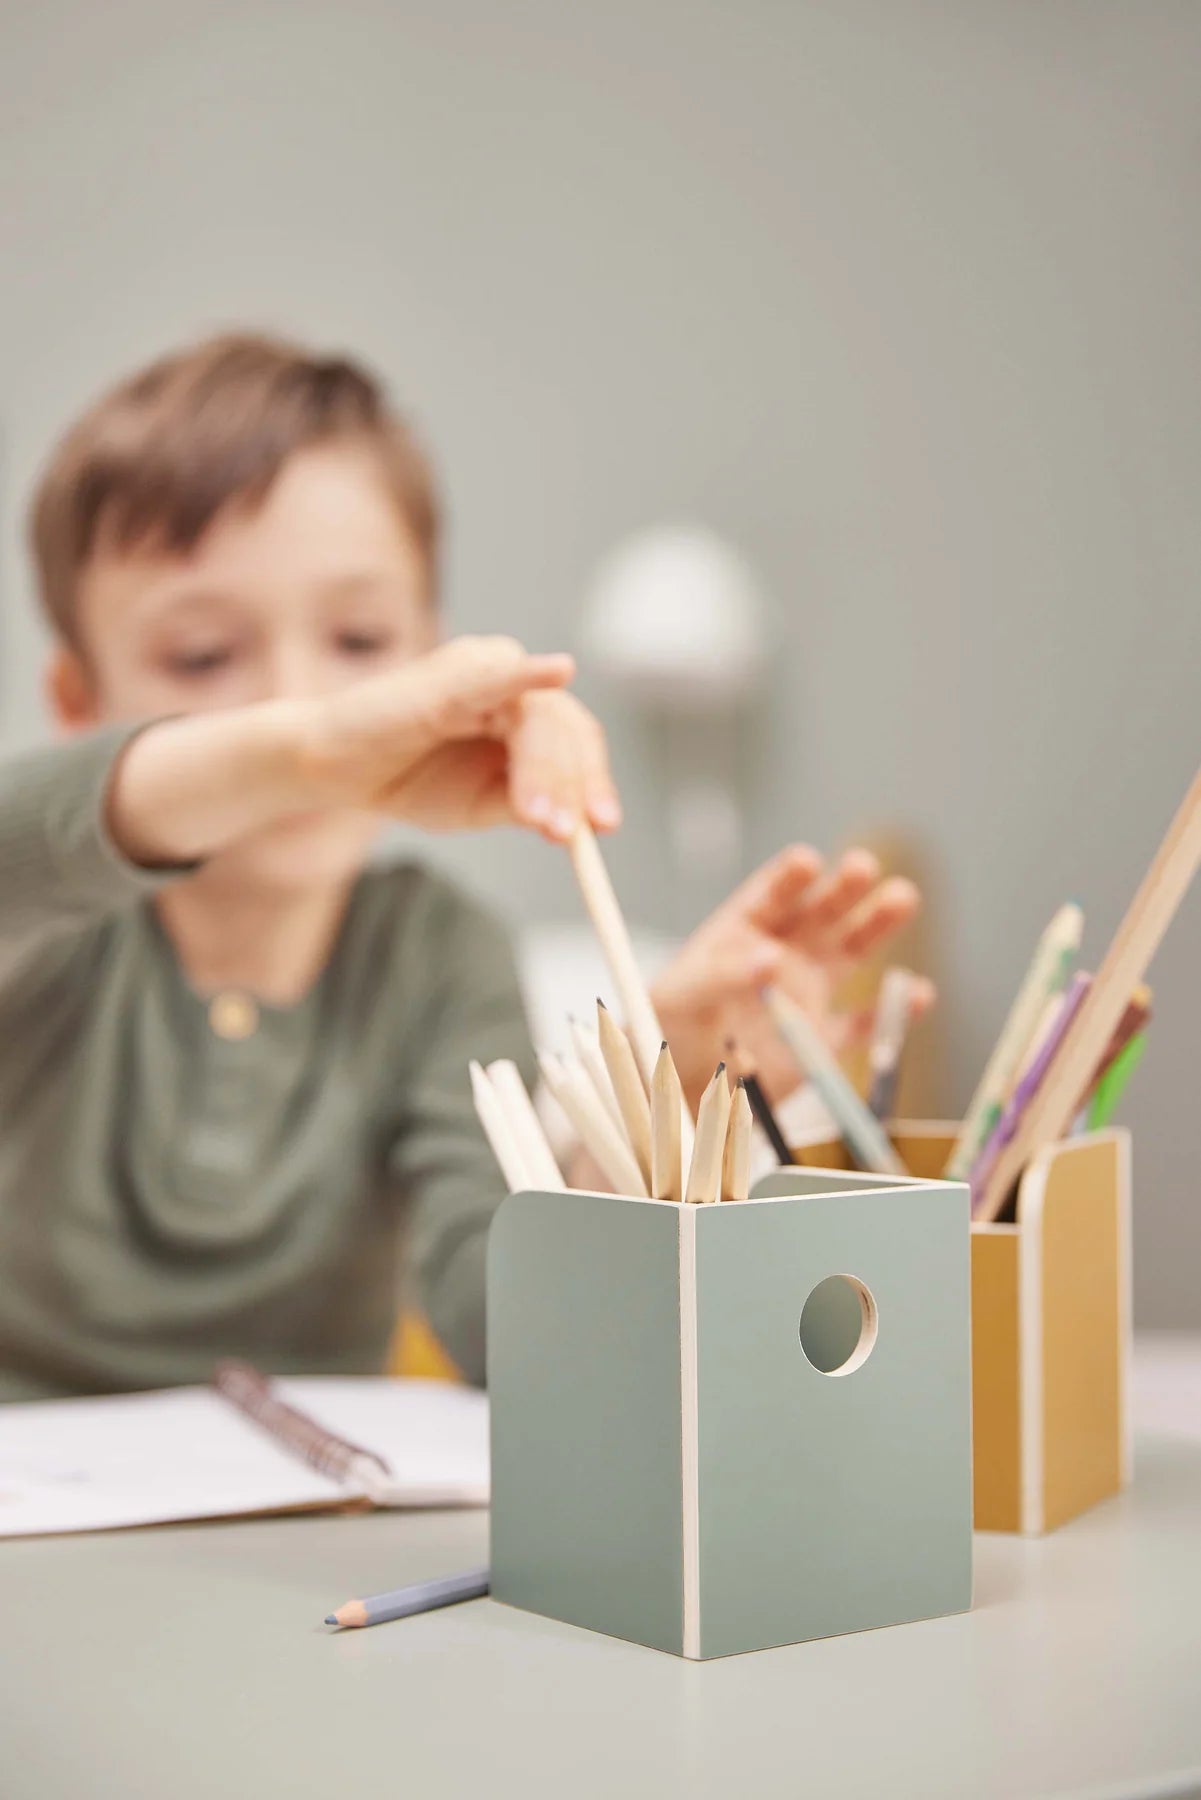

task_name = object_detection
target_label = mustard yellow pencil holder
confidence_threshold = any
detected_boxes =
[791,1122,1132,1535]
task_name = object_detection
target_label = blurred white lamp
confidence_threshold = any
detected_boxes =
[580,527,770,900]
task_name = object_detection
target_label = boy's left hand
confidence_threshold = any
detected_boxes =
[649,846,935,1110]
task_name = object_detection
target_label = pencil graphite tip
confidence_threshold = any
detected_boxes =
[660,1038,667,1051]
[597,997,608,1011]
[324,1615,338,1626]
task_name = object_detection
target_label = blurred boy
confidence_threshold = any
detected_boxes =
[0,334,924,1398]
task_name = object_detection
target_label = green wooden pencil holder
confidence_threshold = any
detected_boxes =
[487,1173,974,1660]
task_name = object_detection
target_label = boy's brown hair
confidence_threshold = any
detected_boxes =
[30,333,440,644]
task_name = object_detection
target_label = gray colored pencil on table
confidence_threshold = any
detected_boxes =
[325,1566,490,1629]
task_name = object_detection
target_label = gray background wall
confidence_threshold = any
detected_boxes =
[1,1,1198,1323]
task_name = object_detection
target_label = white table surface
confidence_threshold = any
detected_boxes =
[1,1336,1199,1800]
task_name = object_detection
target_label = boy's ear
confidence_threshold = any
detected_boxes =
[45,643,100,734]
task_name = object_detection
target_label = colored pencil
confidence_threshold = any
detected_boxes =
[1075,985,1151,1112]
[866,967,915,1122]
[725,1039,793,1165]
[969,973,1092,1213]
[945,903,1084,1181]
[975,768,1201,1221]
[325,1567,490,1630]
[1086,1032,1148,1131]
[764,988,906,1177]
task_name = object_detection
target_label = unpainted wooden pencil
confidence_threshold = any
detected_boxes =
[685,1063,732,1205]
[596,1000,653,1187]
[539,1051,648,1197]
[721,1080,753,1202]
[650,1040,683,1203]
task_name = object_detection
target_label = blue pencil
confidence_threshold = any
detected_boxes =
[325,1566,490,1629]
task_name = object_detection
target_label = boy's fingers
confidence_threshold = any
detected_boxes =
[506,691,593,841]
[724,844,826,934]
[425,640,575,741]
[832,876,921,961]
[789,849,882,941]
[907,974,937,1018]
[578,712,622,832]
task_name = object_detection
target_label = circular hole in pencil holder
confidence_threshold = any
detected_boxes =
[798,1275,878,1376]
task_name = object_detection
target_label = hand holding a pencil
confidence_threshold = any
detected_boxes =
[649,844,934,1107]
[301,636,622,840]
[111,635,622,868]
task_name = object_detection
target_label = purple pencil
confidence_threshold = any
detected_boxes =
[969,973,1093,1217]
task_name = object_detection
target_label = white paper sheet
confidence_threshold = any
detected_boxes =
[0,1377,489,1537]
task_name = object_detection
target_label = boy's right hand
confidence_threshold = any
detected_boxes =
[300,636,620,841]
[110,637,622,867]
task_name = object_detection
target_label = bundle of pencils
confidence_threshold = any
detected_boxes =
[470,823,933,1199]
[469,822,765,1203]
[945,764,1201,1220]
[471,1004,754,1204]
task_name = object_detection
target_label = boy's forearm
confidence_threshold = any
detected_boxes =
[107,702,319,866]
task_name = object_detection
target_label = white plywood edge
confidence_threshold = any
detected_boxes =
[1016,1150,1052,1536]
[1112,1128,1135,1489]
[678,1203,700,1659]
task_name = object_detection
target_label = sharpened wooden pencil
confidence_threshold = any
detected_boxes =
[721,1080,753,1201]
[539,1051,648,1197]
[685,1064,732,1204]
[596,1000,652,1187]
[650,1040,683,1202]
[569,1015,623,1128]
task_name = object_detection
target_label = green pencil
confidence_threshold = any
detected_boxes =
[1086,1032,1148,1131]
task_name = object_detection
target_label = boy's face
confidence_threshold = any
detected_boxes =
[50,441,437,892]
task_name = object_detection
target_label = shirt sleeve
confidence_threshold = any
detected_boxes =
[0,725,189,973]
[386,887,538,1387]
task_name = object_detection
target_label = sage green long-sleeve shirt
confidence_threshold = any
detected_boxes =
[0,727,534,1400]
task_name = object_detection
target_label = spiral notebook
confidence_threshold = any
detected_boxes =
[0,1367,489,1538]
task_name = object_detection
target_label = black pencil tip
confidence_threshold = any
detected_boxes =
[597,997,608,1010]
[715,1061,726,1076]
[324,1615,338,1626]
[659,1038,668,1051]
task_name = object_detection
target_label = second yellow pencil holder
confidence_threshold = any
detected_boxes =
[791,1122,1132,1535]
